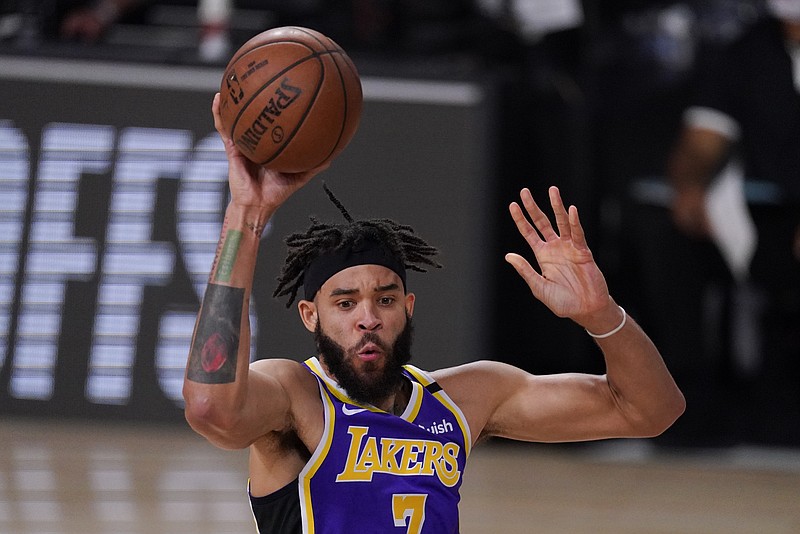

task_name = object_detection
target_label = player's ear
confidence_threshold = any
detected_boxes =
[405,292,415,318]
[298,300,318,332]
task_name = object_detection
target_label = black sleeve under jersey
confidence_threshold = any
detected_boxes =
[250,479,302,534]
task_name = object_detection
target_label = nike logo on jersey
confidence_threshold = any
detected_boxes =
[342,405,368,416]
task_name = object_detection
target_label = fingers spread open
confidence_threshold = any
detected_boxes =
[568,205,588,249]
[509,200,543,249]
[548,186,572,241]
[520,188,558,241]
[505,252,543,297]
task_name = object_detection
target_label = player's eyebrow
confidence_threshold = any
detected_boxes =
[329,287,358,297]
[328,283,400,297]
[376,283,400,293]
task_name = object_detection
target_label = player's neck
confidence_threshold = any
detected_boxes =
[387,378,411,416]
[353,376,410,415]
[318,357,412,415]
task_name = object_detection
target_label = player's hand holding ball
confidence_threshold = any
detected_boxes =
[212,92,326,216]
[217,26,363,173]
[213,26,362,213]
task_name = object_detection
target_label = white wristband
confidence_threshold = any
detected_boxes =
[586,306,626,339]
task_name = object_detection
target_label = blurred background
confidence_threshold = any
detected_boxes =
[1,0,799,532]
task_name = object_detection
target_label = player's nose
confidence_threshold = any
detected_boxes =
[357,302,381,331]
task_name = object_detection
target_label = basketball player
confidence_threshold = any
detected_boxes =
[183,93,685,533]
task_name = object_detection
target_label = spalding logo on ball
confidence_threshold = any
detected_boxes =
[218,26,363,172]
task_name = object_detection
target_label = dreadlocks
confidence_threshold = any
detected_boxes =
[273,184,442,307]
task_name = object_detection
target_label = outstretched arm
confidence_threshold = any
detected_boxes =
[441,187,684,444]
[182,93,325,449]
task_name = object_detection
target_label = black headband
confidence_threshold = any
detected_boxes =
[303,238,407,300]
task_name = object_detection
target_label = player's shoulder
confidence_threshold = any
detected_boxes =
[249,358,324,441]
[250,357,318,389]
[251,356,304,372]
[432,359,523,380]
[429,361,531,442]
[431,360,529,396]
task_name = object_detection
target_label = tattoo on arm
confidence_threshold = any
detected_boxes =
[246,220,266,237]
[187,283,245,384]
[208,215,229,281]
[215,229,242,283]
[208,215,265,283]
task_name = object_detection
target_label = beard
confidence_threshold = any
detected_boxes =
[315,315,414,407]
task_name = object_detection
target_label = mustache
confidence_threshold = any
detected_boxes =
[353,332,389,353]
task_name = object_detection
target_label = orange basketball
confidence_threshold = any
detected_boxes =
[218,26,363,172]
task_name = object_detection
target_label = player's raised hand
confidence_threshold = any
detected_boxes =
[505,186,611,323]
[212,93,327,214]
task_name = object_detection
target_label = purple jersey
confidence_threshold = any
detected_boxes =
[298,357,472,533]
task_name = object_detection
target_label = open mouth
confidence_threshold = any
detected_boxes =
[357,343,382,362]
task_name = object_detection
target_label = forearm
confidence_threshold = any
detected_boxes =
[183,202,272,427]
[587,302,685,435]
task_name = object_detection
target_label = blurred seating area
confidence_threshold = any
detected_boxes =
[0,0,509,65]
[1,0,798,451]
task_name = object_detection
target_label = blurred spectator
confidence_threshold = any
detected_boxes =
[666,0,800,446]
[481,0,603,382]
[319,0,493,57]
[45,0,493,62]
[59,0,145,42]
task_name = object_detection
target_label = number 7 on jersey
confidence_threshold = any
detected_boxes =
[392,494,427,533]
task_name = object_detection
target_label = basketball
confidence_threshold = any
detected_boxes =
[218,26,363,172]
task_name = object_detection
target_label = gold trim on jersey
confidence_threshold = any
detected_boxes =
[303,357,425,423]
[401,379,423,422]
[299,376,336,534]
[403,365,473,457]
